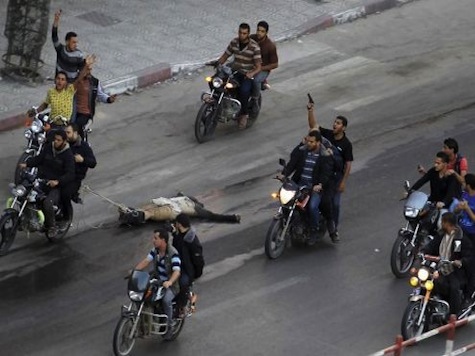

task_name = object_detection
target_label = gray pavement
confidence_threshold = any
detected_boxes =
[0,0,415,130]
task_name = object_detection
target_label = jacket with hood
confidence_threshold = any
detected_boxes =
[172,227,199,280]
[70,137,97,180]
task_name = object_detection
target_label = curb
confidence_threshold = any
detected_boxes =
[0,0,416,133]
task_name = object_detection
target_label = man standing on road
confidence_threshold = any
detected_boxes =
[135,228,181,340]
[307,103,353,238]
[250,21,278,103]
[217,23,261,129]
[52,9,84,82]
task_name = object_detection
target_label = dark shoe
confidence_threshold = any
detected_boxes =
[47,226,57,238]
[308,228,318,246]
[234,214,241,223]
[71,193,83,204]
[330,230,340,243]
[238,114,248,129]
[163,320,177,341]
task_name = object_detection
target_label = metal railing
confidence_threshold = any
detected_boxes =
[369,314,475,356]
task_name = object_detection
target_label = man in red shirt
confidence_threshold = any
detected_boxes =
[250,21,279,102]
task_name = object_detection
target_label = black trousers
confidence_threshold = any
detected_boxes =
[435,272,463,315]
[43,188,61,228]
[194,205,239,223]
[176,272,192,309]
[61,180,81,220]
[75,113,92,140]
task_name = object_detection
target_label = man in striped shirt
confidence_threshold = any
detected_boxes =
[52,9,84,82]
[217,23,262,129]
[135,228,181,339]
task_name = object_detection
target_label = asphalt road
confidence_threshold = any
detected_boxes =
[1,0,475,355]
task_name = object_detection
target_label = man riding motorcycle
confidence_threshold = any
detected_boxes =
[278,130,334,245]
[216,23,261,129]
[18,130,75,237]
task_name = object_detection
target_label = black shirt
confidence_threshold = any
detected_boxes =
[320,127,354,164]
[411,168,460,206]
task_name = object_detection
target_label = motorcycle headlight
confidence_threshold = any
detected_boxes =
[424,280,434,291]
[417,268,430,282]
[31,120,42,133]
[11,185,27,197]
[404,207,419,218]
[128,291,143,301]
[24,129,33,139]
[212,77,223,88]
[37,133,46,144]
[279,187,296,205]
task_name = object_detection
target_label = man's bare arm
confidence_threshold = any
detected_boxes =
[135,258,150,271]
[307,103,319,130]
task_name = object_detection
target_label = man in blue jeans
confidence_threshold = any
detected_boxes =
[280,130,334,244]
[250,21,279,103]
[217,23,261,129]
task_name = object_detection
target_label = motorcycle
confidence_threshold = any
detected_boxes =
[14,110,51,185]
[264,159,327,259]
[401,255,475,340]
[0,170,73,255]
[112,270,192,355]
[390,181,441,278]
[194,62,262,143]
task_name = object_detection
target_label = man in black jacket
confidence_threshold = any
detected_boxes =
[410,151,460,209]
[64,123,97,209]
[280,130,334,244]
[172,213,201,316]
[420,212,474,316]
[19,130,75,237]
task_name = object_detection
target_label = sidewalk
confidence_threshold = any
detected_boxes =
[0,0,414,131]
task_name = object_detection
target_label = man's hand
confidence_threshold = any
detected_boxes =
[163,280,172,289]
[47,180,59,188]
[436,201,445,209]
[446,169,455,176]
[108,94,117,103]
[307,102,314,111]
[18,163,27,170]
[275,173,285,181]
[453,260,462,268]
[457,200,469,211]
[74,154,84,163]
[245,71,254,79]
[338,181,346,193]
[313,184,322,193]
[85,54,96,66]
[417,164,426,175]
[53,9,61,25]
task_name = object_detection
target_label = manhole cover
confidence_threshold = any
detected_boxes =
[77,11,122,27]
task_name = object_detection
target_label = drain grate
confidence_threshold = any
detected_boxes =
[76,11,122,27]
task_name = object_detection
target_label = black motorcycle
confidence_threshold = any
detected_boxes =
[0,170,73,255]
[14,111,50,185]
[264,159,327,259]
[194,62,262,143]
[390,181,440,278]
[401,255,475,340]
[112,270,191,355]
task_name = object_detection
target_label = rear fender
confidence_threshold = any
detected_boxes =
[409,295,424,302]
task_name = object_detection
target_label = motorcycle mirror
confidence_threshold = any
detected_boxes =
[404,180,410,190]
[279,158,286,167]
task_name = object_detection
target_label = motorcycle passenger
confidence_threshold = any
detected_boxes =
[135,228,181,340]
[419,212,473,317]
[172,214,201,317]
[64,123,97,209]
[307,102,353,240]
[410,151,460,210]
[18,130,75,237]
[250,21,278,104]
[74,62,116,140]
[28,55,96,129]
[217,23,262,129]
[280,130,334,245]
[453,173,475,300]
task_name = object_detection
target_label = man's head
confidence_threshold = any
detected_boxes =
[465,173,475,192]
[65,31,78,52]
[55,71,68,90]
[434,151,449,172]
[256,21,269,41]
[441,212,457,233]
[443,138,459,159]
[238,23,251,43]
[306,130,321,152]
[333,115,348,135]
[152,228,169,249]
[53,130,68,150]
[65,123,79,143]
[175,213,191,231]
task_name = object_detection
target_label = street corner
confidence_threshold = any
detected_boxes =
[0,111,27,132]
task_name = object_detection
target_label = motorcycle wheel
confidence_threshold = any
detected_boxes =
[265,219,287,259]
[112,317,136,356]
[401,300,426,340]
[0,213,19,256]
[15,151,34,185]
[247,94,262,129]
[390,231,416,278]
[195,103,217,143]
[162,318,186,341]
[47,209,73,242]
